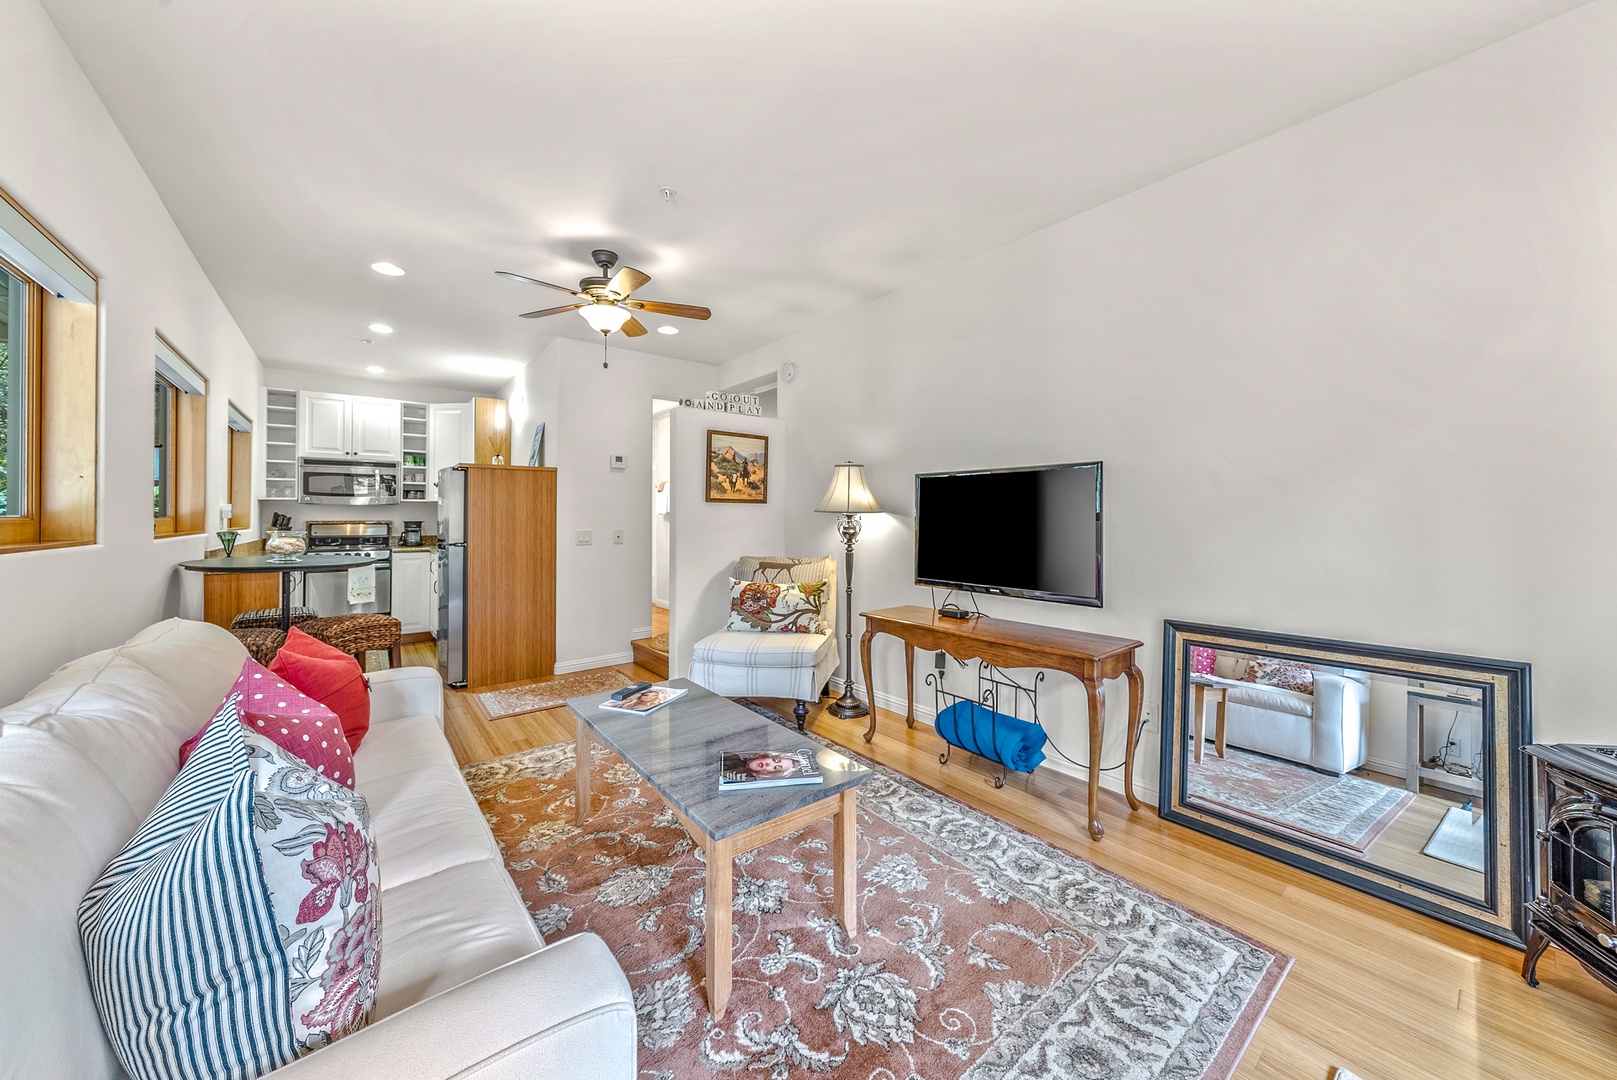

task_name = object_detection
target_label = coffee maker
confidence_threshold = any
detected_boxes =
[400,520,423,547]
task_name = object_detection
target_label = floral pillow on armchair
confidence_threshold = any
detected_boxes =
[727,578,829,634]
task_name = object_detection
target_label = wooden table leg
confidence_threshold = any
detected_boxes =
[903,644,916,728]
[1083,678,1106,840]
[1193,684,1207,764]
[706,837,735,1019]
[833,789,859,937]
[1123,663,1144,811]
[860,626,878,743]
[575,713,592,826]
[1214,689,1228,758]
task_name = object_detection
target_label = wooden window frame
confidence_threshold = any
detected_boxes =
[153,334,207,539]
[0,185,98,556]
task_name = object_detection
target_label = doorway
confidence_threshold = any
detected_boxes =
[631,398,677,678]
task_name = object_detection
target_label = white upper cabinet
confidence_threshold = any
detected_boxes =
[297,392,402,461]
[428,402,474,494]
[350,397,402,462]
[299,392,350,459]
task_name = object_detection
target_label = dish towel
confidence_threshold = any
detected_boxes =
[347,562,376,604]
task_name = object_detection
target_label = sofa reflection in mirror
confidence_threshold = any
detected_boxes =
[1161,622,1531,946]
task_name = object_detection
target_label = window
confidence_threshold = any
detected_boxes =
[154,335,206,538]
[0,184,97,554]
[0,256,35,526]
[227,402,251,530]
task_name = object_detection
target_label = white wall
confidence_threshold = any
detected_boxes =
[0,0,262,705]
[651,402,674,607]
[503,338,717,671]
[717,4,1617,800]
[667,410,789,679]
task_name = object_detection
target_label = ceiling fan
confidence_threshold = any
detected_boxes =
[497,249,711,339]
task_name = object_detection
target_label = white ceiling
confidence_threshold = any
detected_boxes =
[42,0,1585,391]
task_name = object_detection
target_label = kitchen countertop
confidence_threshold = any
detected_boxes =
[391,536,438,551]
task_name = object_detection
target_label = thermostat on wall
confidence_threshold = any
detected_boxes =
[608,453,627,471]
[780,362,796,383]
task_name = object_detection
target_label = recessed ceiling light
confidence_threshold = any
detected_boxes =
[366,365,385,374]
[368,323,393,334]
[657,325,679,335]
[370,262,406,277]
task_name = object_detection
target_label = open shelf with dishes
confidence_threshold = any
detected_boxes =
[400,401,431,503]
[261,388,298,502]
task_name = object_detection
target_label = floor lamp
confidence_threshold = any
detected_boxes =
[817,462,881,719]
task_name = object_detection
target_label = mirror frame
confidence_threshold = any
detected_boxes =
[1159,621,1532,946]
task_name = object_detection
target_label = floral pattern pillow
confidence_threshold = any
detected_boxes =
[726,578,829,634]
[1243,657,1315,695]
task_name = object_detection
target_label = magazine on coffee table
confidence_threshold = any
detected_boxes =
[598,686,688,715]
[718,749,824,790]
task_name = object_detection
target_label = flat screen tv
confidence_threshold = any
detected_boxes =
[914,462,1102,608]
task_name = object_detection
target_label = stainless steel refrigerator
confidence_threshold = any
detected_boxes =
[436,466,469,686]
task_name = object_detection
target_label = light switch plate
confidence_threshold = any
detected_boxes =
[576,530,592,546]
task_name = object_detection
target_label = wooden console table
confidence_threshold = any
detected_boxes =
[858,605,1144,840]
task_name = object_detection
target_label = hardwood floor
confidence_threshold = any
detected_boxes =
[404,642,1617,1080]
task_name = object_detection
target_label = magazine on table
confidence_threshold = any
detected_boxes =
[598,685,688,715]
[718,749,824,790]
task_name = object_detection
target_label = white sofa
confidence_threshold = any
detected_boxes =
[1197,656,1370,776]
[0,618,636,1080]
[690,555,840,730]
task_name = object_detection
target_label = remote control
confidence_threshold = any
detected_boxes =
[611,681,653,701]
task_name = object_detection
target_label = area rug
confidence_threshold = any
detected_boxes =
[1421,806,1486,873]
[1186,746,1413,858]
[463,732,1292,1079]
[472,669,633,720]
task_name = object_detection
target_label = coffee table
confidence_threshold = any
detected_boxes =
[568,680,872,1019]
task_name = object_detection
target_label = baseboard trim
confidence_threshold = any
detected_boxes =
[630,626,653,640]
[1365,756,1408,777]
[400,631,435,645]
[555,651,634,675]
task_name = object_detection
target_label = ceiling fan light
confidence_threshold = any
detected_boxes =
[579,303,632,334]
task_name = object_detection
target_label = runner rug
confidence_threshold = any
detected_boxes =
[462,727,1291,1079]
[1187,745,1414,858]
[471,669,633,720]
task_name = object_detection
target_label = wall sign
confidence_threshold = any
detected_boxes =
[681,391,763,417]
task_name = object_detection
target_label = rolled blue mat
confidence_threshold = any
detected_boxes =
[935,700,1047,773]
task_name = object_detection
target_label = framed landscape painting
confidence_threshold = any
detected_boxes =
[706,430,768,503]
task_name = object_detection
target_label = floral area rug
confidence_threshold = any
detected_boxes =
[1186,745,1413,858]
[471,669,633,720]
[462,728,1291,1080]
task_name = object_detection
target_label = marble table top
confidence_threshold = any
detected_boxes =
[567,679,872,841]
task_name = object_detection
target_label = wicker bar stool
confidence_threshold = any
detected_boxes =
[299,614,403,668]
[230,606,319,631]
[231,628,288,666]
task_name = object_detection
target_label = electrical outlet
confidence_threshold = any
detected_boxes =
[576,530,592,546]
[1142,702,1157,729]
[935,651,947,670]
[612,530,624,545]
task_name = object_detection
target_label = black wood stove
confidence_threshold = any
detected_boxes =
[1523,743,1617,994]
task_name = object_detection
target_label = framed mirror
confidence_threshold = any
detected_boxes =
[1159,621,1532,946]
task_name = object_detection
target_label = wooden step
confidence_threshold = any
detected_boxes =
[631,636,669,679]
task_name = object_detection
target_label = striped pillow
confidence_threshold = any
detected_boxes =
[79,696,381,1080]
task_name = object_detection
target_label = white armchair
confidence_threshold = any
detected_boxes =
[689,556,840,729]
[1197,655,1370,775]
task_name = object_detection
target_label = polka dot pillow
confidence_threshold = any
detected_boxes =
[178,658,356,789]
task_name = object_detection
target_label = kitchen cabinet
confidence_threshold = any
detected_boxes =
[392,550,435,635]
[296,392,402,462]
[428,402,474,498]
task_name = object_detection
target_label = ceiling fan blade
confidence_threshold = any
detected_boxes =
[519,302,587,319]
[606,266,651,300]
[620,316,648,337]
[624,300,711,320]
[497,270,585,296]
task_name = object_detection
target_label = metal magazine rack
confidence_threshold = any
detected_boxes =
[925,659,1045,789]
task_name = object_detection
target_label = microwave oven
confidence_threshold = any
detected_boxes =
[299,458,399,505]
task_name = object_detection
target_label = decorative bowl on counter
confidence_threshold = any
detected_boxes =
[265,529,308,563]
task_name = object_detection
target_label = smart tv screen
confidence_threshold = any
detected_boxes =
[913,462,1102,607]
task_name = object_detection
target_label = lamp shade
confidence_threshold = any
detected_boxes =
[579,303,632,334]
[817,463,881,515]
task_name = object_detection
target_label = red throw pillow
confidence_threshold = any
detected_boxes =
[1190,646,1216,675]
[271,626,372,752]
[178,658,356,787]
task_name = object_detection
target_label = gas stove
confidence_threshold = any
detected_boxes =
[307,520,392,557]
